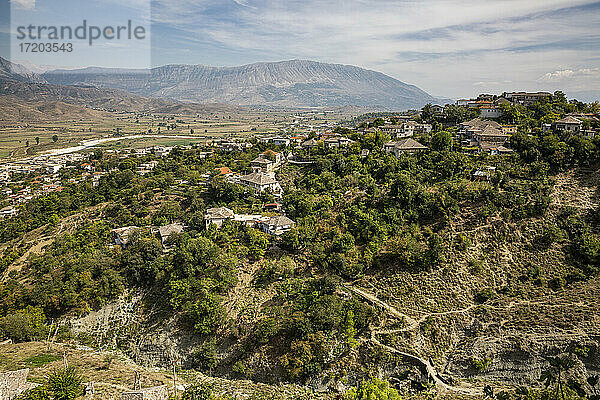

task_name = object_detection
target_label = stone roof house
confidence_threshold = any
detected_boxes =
[552,116,582,133]
[300,138,319,149]
[239,172,283,195]
[157,223,184,249]
[384,138,428,157]
[259,215,296,236]
[251,156,276,173]
[204,207,235,229]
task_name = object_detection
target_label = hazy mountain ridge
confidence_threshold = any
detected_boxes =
[0,57,47,84]
[42,60,447,109]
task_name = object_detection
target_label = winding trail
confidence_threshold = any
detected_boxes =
[345,284,482,395]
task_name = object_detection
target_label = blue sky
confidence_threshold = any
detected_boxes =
[1,0,600,98]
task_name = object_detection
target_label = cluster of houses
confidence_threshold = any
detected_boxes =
[453,92,557,119]
[204,206,296,236]
[543,114,598,138]
[459,118,514,154]
[258,133,356,150]
[111,222,185,251]
[215,149,286,197]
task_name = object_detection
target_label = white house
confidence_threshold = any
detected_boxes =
[384,138,428,157]
[479,106,503,119]
[239,172,283,195]
[259,215,296,236]
[552,116,582,133]
[204,207,235,229]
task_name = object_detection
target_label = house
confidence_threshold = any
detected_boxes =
[504,92,553,105]
[478,143,514,155]
[380,124,411,138]
[233,213,265,227]
[384,138,428,157]
[324,136,355,148]
[0,206,17,218]
[251,156,277,173]
[137,161,159,175]
[479,106,503,119]
[46,164,62,174]
[111,226,139,246]
[204,207,235,229]
[239,172,283,195]
[261,149,283,164]
[502,125,517,134]
[552,116,582,133]
[259,215,296,236]
[430,105,444,114]
[460,118,502,138]
[583,130,597,139]
[473,167,496,181]
[472,125,509,146]
[300,138,319,149]
[157,223,184,250]
[271,137,291,146]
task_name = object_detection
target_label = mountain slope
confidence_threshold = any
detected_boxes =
[0,59,239,116]
[43,60,446,109]
[0,57,47,83]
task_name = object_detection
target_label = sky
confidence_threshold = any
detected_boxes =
[1,0,600,99]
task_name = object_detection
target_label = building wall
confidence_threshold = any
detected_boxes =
[122,385,169,400]
[0,369,38,400]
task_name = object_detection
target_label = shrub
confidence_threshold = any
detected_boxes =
[181,383,213,400]
[344,376,400,400]
[192,340,218,371]
[0,306,48,342]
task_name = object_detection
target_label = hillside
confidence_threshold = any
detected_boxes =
[0,57,46,84]
[42,60,447,109]
[0,342,321,400]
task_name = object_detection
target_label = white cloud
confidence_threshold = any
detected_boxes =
[11,0,35,10]
[539,68,600,81]
[144,0,600,96]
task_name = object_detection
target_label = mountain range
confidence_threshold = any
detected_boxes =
[39,60,447,109]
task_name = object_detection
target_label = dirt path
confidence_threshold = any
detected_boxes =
[369,337,481,396]
[344,285,419,331]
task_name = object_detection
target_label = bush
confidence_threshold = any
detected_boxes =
[469,357,491,373]
[181,383,213,400]
[0,306,48,342]
[19,367,84,400]
[474,288,496,304]
[192,339,218,371]
[344,376,400,400]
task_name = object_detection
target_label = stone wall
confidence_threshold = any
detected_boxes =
[0,369,39,400]
[121,385,169,400]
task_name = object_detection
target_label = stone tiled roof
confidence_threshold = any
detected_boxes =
[240,172,278,185]
[205,207,235,219]
[387,138,427,150]
[554,116,582,124]
[158,223,184,238]
[462,118,501,130]
[264,215,295,227]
